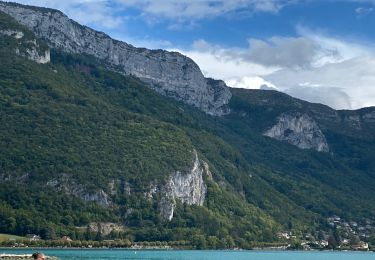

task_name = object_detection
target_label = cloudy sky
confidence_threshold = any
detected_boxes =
[7,0,375,110]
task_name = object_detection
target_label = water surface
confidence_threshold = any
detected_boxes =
[1,248,374,260]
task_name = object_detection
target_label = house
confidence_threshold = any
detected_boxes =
[320,240,329,247]
[351,241,369,251]
[277,232,291,240]
[341,239,350,245]
[61,236,73,241]
[26,234,41,241]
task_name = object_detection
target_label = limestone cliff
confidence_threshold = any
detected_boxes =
[344,114,362,130]
[0,28,50,64]
[0,2,231,116]
[46,175,111,207]
[264,112,329,152]
[363,110,375,123]
[159,150,208,220]
[87,222,125,236]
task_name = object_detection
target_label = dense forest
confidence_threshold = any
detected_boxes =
[1,10,375,249]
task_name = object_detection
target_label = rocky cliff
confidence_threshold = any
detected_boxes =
[46,175,111,207]
[264,112,329,152]
[159,150,208,220]
[87,222,125,236]
[363,110,375,123]
[0,18,50,63]
[0,2,231,116]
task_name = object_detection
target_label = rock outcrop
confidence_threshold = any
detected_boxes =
[0,29,24,39]
[0,2,231,116]
[344,114,362,130]
[0,173,29,182]
[0,28,50,64]
[87,222,125,236]
[159,150,207,220]
[362,110,375,123]
[264,112,329,152]
[46,175,111,207]
[22,43,50,64]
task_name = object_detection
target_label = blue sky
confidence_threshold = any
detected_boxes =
[7,0,375,109]
[109,1,375,49]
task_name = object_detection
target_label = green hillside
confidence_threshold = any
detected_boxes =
[0,11,279,248]
[0,233,25,242]
[227,88,375,221]
[1,10,375,249]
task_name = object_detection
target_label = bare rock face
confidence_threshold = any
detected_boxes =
[87,222,125,236]
[159,198,176,221]
[344,114,362,130]
[0,29,24,39]
[362,111,375,123]
[159,150,207,221]
[145,183,158,199]
[19,42,50,64]
[0,173,29,182]
[0,2,231,116]
[46,175,111,207]
[264,112,329,152]
[0,29,50,64]
[108,179,118,196]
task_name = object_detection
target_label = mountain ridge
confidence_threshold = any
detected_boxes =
[2,1,374,116]
[0,1,231,116]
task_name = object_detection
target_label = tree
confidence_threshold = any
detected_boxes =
[369,234,375,248]
[350,235,360,246]
[192,234,207,249]
[317,230,325,240]
[44,227,57,240]
[1,217,16,232]
[207,236,219,249]
[333,227,341,246]
[224,235,235,249]
[328,235,337,249]
[95,231,103,241]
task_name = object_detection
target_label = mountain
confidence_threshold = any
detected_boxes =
[0,1,231,116]
[1,2,375,249]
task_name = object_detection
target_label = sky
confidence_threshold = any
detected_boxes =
[6,0,375,110]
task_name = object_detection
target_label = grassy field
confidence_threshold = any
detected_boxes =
[0,234,25,242]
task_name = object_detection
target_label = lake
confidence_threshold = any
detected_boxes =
[1,249,374,260]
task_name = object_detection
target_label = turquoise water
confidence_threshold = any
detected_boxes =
[1,249,374,260]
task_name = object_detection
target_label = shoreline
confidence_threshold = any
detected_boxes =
[0,254,58,260]
[0,247,374,252]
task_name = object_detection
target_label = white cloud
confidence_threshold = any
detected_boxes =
[266,56,375,109]
[253,0,289,13]
[175,31,375,110]
[175,35,342,77]
[11,0,296,28]
[8,0,299,36]
[116,0,294,20]
[225,76,278,90]
[172,39,279,80]
[296,25,374,61]
[286,86,352,109]
[246,37,321,69]
[8,0,125,29]
[355,6,374,16]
